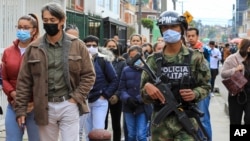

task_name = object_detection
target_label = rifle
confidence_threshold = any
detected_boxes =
[129,53,207,141]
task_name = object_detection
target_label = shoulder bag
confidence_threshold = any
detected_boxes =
[222,58,248,96]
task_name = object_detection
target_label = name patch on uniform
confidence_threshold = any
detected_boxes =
[161,66,190,79]
[159,16,178,24]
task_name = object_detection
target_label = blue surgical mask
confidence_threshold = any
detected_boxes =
[16,30,31,42]
[134,60,141,66]
[163,29,181,43]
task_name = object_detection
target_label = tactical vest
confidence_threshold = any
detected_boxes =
[154,49,196,106]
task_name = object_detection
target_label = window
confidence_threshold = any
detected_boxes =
[113,0,118,14]
[66,0,84,12]
[97,0,104,7]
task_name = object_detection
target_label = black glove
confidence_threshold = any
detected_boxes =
[127,97,139,110]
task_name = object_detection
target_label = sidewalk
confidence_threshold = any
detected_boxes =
[0,94,230,141]
[210,93,230,141]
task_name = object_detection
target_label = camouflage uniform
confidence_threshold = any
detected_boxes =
[140,45,211,141]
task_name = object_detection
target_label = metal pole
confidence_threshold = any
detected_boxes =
[181,1,183,14]
[138,0,142,34]
[172,0,176,10]
[161,0,167,12]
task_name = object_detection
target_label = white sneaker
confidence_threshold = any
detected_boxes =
[211,92,215,97]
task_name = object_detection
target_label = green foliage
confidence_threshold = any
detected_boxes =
[141,18,154,30]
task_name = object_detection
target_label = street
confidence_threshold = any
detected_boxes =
[0,65,231,141]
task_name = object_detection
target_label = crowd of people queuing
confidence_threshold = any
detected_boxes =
[0,2,250,141]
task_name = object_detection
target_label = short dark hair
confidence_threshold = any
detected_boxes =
[83,35,99,45]
[187,27,199,36]
[209,41,215,46]
[41,2,65,21]
[128,45,142,55]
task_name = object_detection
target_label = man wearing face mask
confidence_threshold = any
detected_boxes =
[15,2,96,141]
[83,35,118,141]
[140,11,211,140]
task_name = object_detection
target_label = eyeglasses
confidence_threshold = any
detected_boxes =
[86,44,97,48]
[15,25,33,30]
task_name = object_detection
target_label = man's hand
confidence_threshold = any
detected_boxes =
[179,89,196,101]
[10,91,16,100]
[127,97,139,110]
[144,82,165,104]
[109,95,119,105]
[17,116,25,127]
[26,102,34,113]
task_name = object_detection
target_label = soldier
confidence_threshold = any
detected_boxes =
[140,11,211,140]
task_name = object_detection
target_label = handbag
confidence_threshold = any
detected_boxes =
[222,58,248,96]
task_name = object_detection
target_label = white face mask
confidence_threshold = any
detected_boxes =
[87,46,98,55]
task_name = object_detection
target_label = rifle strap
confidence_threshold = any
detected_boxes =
[154,52,164,77]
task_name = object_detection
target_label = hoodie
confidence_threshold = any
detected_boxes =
[88,47,118,103]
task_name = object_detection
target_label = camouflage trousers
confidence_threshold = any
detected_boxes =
[151,112,199,141]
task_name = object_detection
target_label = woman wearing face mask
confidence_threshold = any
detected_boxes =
[104,39,127,141]
[119,45,152,141]
[221,38,250,125]
[2,13,40,141]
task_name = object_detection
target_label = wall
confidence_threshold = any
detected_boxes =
[0,0,65,52]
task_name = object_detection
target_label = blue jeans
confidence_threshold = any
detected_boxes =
[124,112,147,141]
[198,95,212,141]
[84,98,108,141]
[5,104,40,141]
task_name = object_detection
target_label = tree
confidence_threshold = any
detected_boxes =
[141,18,154,30]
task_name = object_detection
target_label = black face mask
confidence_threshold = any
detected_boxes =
[110,48,119,56]
[43,23,59,36]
